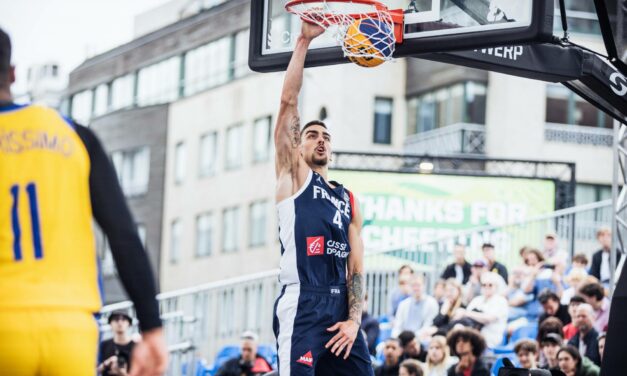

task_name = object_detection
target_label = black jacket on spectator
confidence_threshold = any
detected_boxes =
[447,358,490,376]
[98,339,135,376]
[568,329,601,367]
[215,355,273,376]
[539,304,571,326]
[488,261,508,283]
[375,363,400,376]
[361,311,380,356]
[441,262,472,284]
[589,249,622,282]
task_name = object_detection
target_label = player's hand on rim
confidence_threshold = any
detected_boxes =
[301,21,325,40]
[325,319,360,359]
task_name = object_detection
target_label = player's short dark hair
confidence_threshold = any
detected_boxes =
[0,28,11,85]
[538,290,560,304]
[579,282,605,301]
[301,120,327,133]
[398,330,416,348]
[447,328,486,358]
[514,339,538,354]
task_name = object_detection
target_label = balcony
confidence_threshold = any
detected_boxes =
[404,123,485,155]
[545,123,613,147]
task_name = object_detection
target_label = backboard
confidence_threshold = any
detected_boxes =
[249,0,554,72]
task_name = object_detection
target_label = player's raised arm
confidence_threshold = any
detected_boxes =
[274,23,324,183]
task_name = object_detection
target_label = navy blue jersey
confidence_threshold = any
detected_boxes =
[277,169,354,286]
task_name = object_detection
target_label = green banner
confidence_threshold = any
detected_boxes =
[330,170,555,252]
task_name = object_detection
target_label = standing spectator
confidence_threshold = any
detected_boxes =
[455,272,508,348]
[375,338,403,376]
[400,359,424,376]
[446,328,489,376]
[538,290,571,326]
[389,265,414,318]
[578,282,610,332]
[563,296,586,340]
[431,279,466,335]
[568,304,601,367]
[216,331,272,376]
[423,335,455,376]
[362,293,380,356]
[543,233,568,274]
[440,244,471,284]
[597,333,606,363]
[98,311,136,376]
[481,243,508,283]
[399,331,426,362]
[539,333,563,370]
[589,227,620,285]
[393,274,439,338]
[514,339,539,369]
[557,346,600,376]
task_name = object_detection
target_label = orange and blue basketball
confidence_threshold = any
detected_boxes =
[343,18,394,68]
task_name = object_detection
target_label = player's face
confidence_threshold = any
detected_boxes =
[300,125,331,167]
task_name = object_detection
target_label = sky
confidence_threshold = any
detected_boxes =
[0,0,173,94]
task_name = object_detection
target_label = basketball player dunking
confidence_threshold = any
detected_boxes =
[272,22,374,375]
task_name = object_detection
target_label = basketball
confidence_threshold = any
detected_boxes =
[343,18,394,68]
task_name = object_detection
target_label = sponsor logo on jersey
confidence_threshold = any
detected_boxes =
[297,351,314,367]
[326,239,349,258]
[306,236,324,256]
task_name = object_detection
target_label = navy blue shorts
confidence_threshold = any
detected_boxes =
[273,284,374,376]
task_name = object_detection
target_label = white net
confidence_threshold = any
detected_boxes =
[285,0,397,63]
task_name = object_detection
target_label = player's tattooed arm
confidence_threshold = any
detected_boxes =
[289,114,301,149]
[348,271,364,326]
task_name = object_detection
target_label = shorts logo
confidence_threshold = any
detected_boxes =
[297,350,314,367]
[306,236,324,256]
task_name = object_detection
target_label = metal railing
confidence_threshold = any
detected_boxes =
[404,123,486,155]
[545,123,613,146]
[101,200,611,374]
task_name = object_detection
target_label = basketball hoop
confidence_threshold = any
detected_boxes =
[285,0,404,65]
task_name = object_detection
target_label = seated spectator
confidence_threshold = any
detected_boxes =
[399,330,426,363]
[455,272,508,348]
[568,304,601,367]
[446,328,490,376]
[507,265,535,321]
[431,279,465,335]
[216,331,272,376]
[589,227,620,286]
[361,293,380,356]
[463,259,487,304]
[433,279,447,305]
[597,333,606,363]
[537,317,564,343]
[563,295,585,340]
[561,269,589,305]
[375,338,403,376]
[514,339,538,369]
[538,290,571,326]
[482,243,508,282]
[393,274,439,338]
[440,244,471,284]
[422,335,455,376]
[389,265,415,319]
[523,248,564,314]
[98,311,136,376]
[578,282,610,332]
[571,253,589,273]
[400,359,424,376]
[539,333,563,370]
[557,345,600,376]
[543,233,568,274]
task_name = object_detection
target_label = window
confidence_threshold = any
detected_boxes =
[225,124,244,170]
[196,213,214,257]
[373,98,393,144]
[199,132,218,177]
[110,73,135,111]
[174,142,187,184]
[252,116,271,162]
[184,36,231,96]
[93,84,109,117]
[553,0,601,35]
[71,89,93,124]
[170,219,182,263]
[546,84,612,128]
[233,29,251,79]
[407,81,487,135]
[249,201,268,247]
[137,56,181,106]
[222,207,240,253]
[111,147,150,197]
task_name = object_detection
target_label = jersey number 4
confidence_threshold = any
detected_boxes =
[9,183,44,261]
[333,210,343,229]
